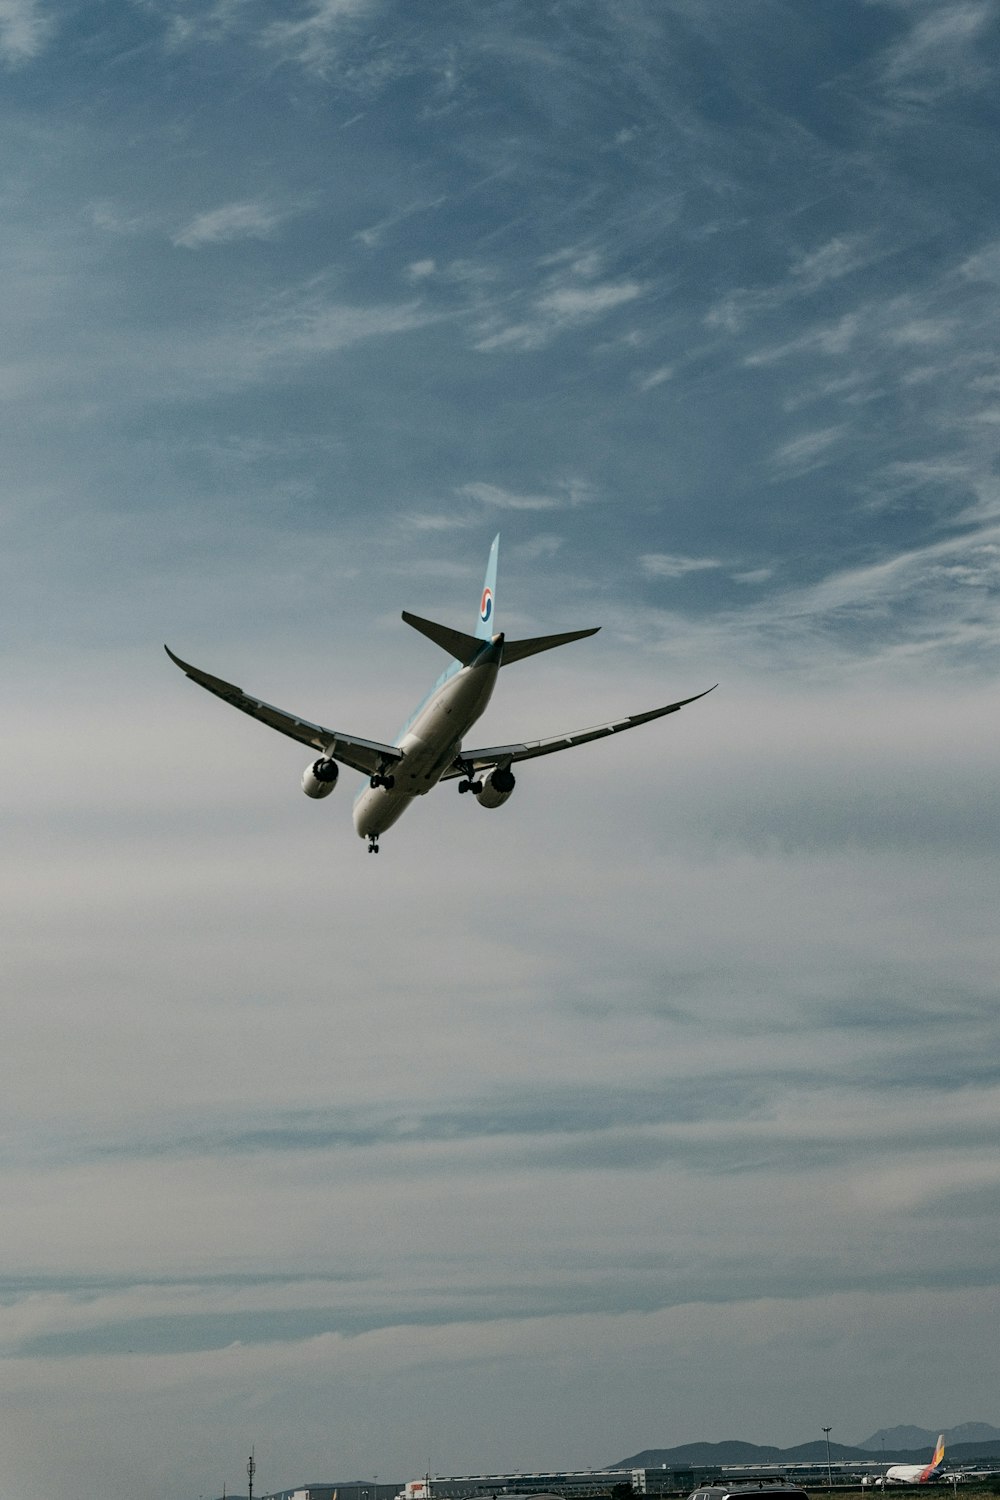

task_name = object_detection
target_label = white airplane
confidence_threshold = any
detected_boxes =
[166,534,715,852]
[874,1438,947,1486]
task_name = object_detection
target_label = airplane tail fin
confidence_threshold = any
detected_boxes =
[400,534,500,665]
[917,1438,946,1482]
[476,533,500,641]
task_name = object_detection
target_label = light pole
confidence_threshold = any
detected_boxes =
[823,1429,833,1489]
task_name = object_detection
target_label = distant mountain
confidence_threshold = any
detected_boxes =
[859,1429,938,1453]
[619,1445,783,1468]
[614,1443,864,1469]
[947,1426,1000,1447]
[860,1425,1000,1452]
[613,1433,1000,1470]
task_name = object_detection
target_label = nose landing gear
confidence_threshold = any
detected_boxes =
[367,834,380,853]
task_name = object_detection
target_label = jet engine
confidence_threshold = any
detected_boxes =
[475,765,516,808]
[301,757,339,798]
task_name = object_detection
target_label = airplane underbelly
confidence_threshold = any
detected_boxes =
[353,784,414,837]
[352,732,457,838]
[352,661,498,841]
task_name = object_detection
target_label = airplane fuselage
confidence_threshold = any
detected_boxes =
[352,639,502,841]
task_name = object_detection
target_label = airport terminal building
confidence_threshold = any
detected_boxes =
[261,1461,882,1500]
[384,1465,884,1499]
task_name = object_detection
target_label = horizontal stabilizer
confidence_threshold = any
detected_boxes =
[501,626,600,664]
[402,611,485,665]
[404,611,600,667]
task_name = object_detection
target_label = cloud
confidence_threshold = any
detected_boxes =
[640,553,723,579]
[789,235,875,291]
[87,200,151,237]
[880,0,996,99]
[745,313,861,365]
[887,316,957,348]
[536,281,643,322]
[475,279,643,352]
[771,425,846,475]
[354,196,447,250]
[457,480,593,512]
[960,238,1000,283]
[259,0,382,72]
[172,200,291,249]
[685,522,1000,673]
[0,0,51,63]
[636,364,674,392]
[732,567,774,585]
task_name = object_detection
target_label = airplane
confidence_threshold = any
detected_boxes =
[165,534,715,852]
[863,1438,948,1487]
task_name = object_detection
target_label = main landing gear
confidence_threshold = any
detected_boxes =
[455,760,483,796]
[369,771,395,789]
[367,834,380,854]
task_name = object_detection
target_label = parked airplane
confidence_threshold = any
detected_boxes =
[872,1438,947,1486]
[166,534,714,851]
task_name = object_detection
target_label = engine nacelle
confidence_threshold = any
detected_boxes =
[301,757,339,799]
[475,765,516,809]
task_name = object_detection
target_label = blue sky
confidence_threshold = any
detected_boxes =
[2,2,1000,1497]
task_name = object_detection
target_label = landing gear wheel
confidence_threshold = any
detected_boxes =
[370,772,396,790]
[367,835,380,853]
[458,779,470,794]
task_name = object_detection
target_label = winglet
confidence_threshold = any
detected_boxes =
[164,643,238,696]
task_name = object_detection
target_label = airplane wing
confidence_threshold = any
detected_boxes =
[164,645,403,778]
[446,684,716,776]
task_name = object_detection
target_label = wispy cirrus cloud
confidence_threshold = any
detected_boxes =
[457,479,593,512]
[664,521,1000,673]
[0,0,52,63]
[880,0,997,100]
[961,237,1000,283]
[640,552,723,580]
[172,199,294,249]
[259,0,382,72]
[771,424,847,476]
[475,278,643,352]
[789,234,878,291]
[636,364,674,392]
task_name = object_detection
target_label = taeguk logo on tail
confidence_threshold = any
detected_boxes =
[480,587,494,624]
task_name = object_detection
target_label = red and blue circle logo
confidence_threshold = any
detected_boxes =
[480,587,494,624]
